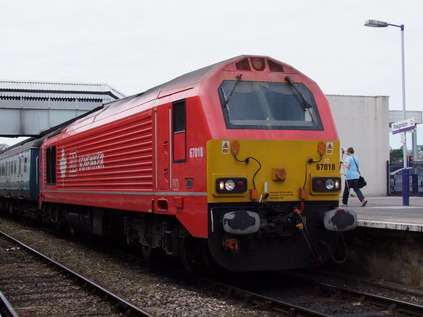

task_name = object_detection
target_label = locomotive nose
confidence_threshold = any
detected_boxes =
[323,208,357,231]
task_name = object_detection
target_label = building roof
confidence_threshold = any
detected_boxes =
[0,80,126,100]
[0,80,126,136]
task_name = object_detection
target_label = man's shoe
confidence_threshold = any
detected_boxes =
[361,199,368,207]
[341,204,348,207]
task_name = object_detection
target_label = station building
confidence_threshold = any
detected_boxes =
[329,95,422,197]
[328,95,389,197]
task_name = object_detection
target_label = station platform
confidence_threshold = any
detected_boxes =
[342,196,423,232]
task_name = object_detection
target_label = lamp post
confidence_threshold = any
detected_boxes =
[364,19,408,205]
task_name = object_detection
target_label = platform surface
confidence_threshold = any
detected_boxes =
[342,196,423,232]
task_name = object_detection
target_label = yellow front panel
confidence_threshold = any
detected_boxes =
[207,139,341,203]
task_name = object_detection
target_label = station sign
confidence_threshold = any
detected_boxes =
[392,117,415,134]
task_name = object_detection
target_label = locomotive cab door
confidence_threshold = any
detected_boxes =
[156,106,171,190]
[155,100,186,191]
[172,100,186,163]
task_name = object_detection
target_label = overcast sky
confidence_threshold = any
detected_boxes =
[1,0,422,148]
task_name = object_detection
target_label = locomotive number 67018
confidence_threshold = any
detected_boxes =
[316,163,336,171]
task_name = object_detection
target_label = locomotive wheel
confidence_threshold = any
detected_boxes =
[202,246,224,274]
[69,225,76,237]
[55,221,68,235]
[8,201,13,214]
[140,245,153,262]
[125,229,137,246]
[180,235,203,273]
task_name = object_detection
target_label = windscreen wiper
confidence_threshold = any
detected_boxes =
[285,76,315,124]
[285,76,312,110]
[222,74,243,108]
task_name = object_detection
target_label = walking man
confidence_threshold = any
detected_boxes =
[341,147,368,207]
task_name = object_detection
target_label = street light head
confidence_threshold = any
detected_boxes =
[364,19,389,28]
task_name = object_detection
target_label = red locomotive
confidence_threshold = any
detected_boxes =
[1,55,356,272]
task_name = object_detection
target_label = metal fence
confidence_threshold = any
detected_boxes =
[388,162,423,195]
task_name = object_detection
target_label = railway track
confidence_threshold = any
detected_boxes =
[79,240,423,316]
[0,230,154,317]
[179,271,423,317]
[1,217,423,316]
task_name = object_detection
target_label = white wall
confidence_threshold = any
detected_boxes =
[327,95,390,197]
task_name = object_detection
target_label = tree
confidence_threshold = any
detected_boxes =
[390,148,403,163]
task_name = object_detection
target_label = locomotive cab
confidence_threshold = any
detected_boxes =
[200,56,357,271]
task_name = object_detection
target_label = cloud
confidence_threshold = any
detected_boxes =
[1,0,423,147]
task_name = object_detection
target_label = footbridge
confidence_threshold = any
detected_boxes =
[0,80,125,136]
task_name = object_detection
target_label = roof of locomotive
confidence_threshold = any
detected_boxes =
[104,55,261,107]
[50,55,267,134]
[46,55,314,138]
[113,54,302,105]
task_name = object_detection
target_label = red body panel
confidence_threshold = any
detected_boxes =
[39,55,338,240]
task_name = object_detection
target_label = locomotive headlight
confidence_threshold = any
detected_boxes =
[224,180,235,191]
[312,176,341,192]
[216,178,247,193]
[218,180,224,191]
[252,58,265,71]
[325,179,335,190]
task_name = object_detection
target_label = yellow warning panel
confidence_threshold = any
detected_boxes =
[207,139,341,203]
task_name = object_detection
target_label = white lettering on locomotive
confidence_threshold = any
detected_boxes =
[69,151,78,176]
[59,147,67,178]
[78,152,104,171]
[61,149,104,177]
[189,147,204,158]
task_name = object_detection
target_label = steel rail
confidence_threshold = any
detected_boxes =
[0,230,156,317]
[320,282,423,317]
[195,271,423,317]
[0,290,19,317]
[197,276,330,317]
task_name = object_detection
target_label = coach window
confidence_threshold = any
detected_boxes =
[46,146,57,184]
[172,100,186,162]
